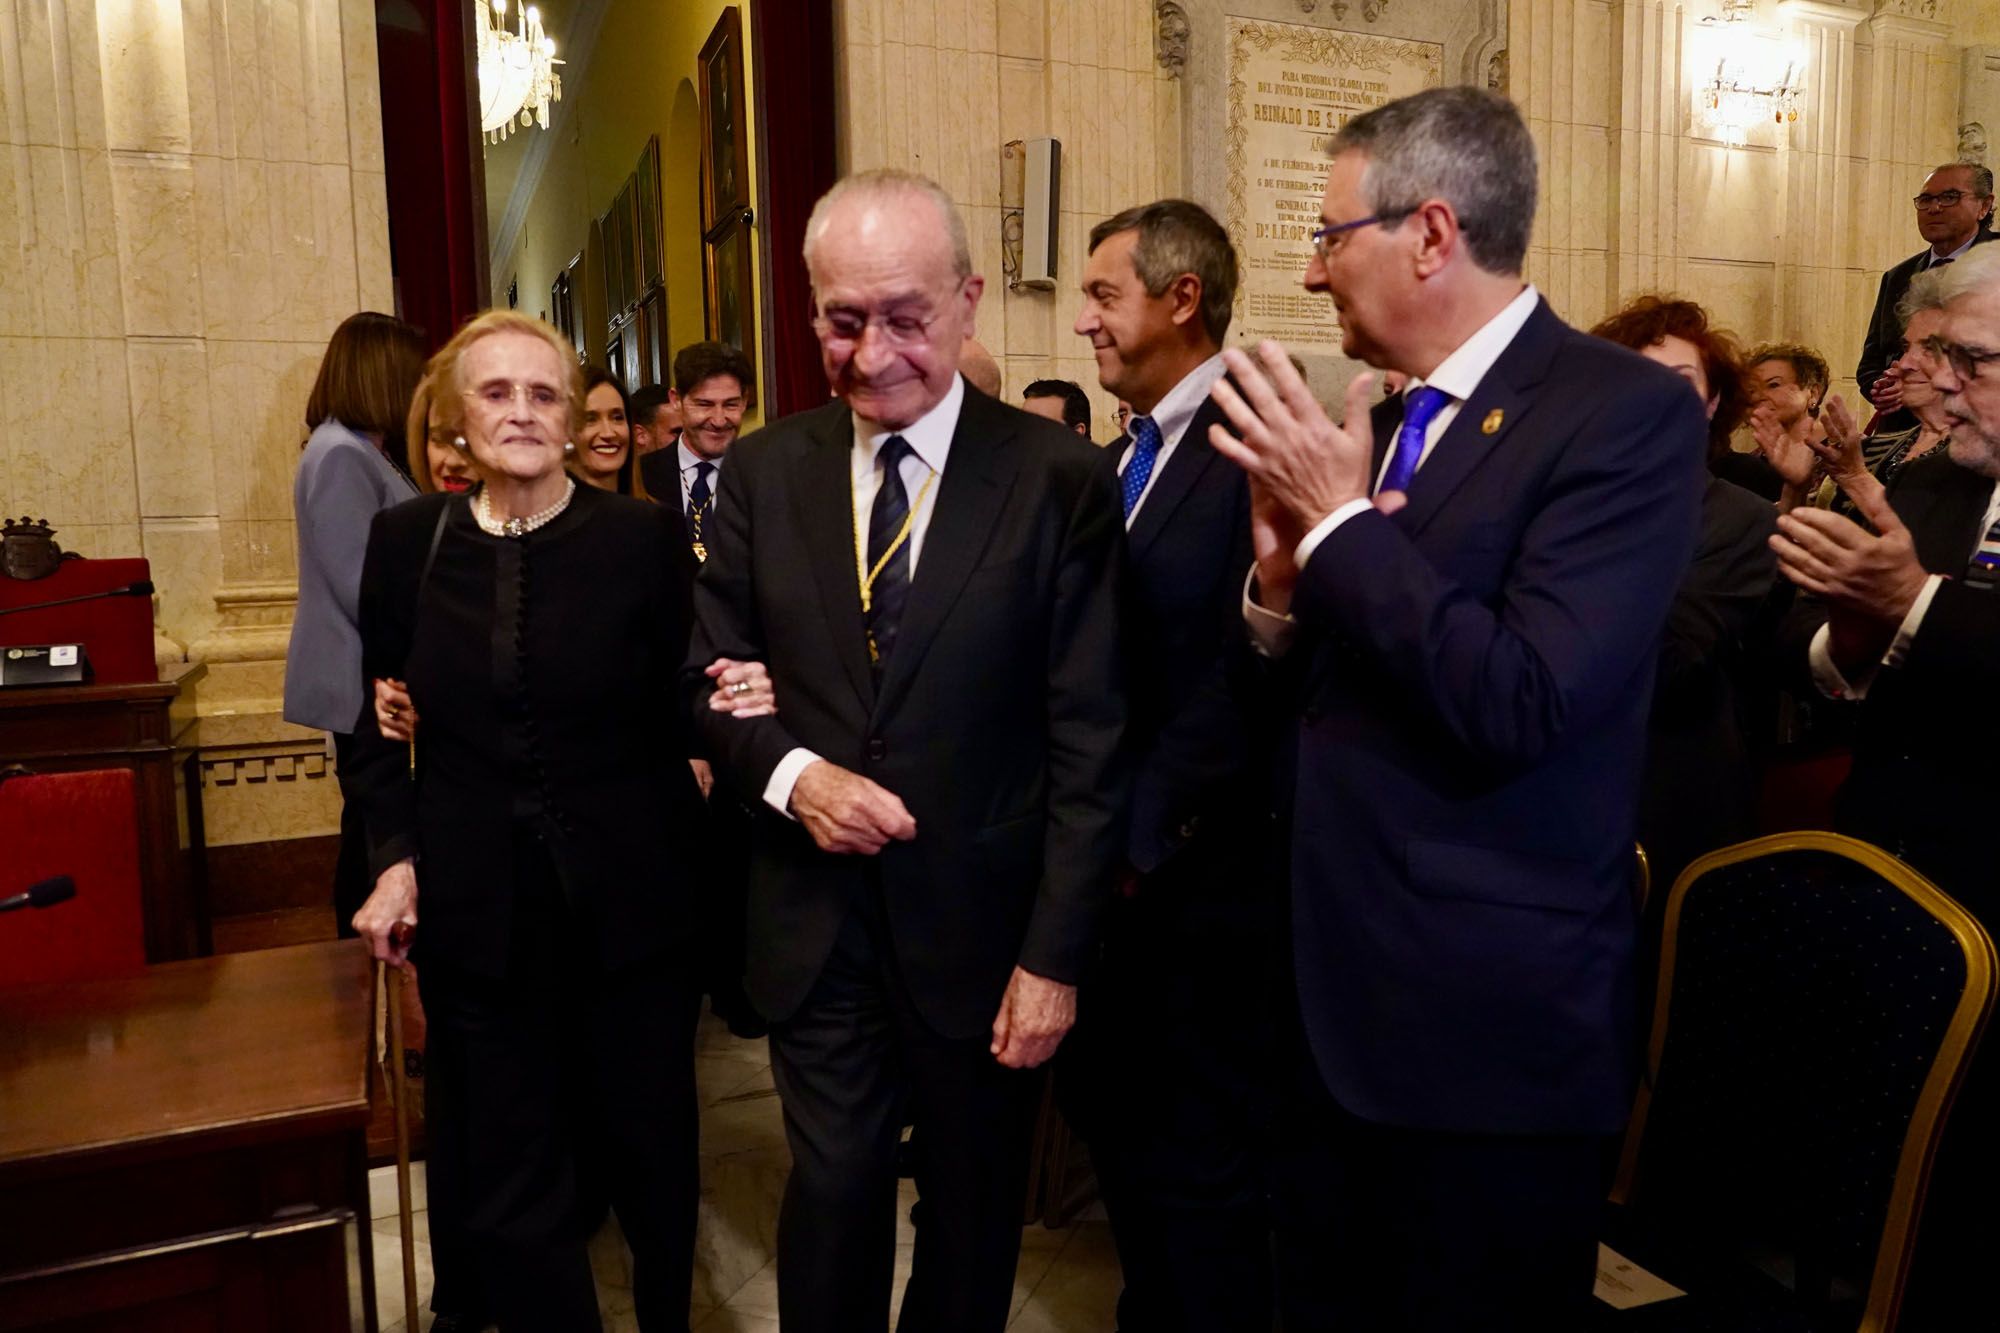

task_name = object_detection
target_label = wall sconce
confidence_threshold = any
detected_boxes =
[1000,139,1061,291]
[1701,57,1802,146]
[1690,8,1804,149]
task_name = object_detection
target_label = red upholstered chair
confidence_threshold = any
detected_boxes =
[0,768,146,986]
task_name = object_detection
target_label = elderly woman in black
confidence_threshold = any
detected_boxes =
[346,310,739,1330]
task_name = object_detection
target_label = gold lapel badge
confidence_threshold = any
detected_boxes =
[1481,409,1505,436]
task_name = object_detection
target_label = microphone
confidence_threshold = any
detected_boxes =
[0,874,77,913]
[0,580,154,617]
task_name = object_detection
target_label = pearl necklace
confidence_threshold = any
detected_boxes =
[474,477,576,538]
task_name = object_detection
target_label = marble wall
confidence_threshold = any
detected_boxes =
[0,0,393,726]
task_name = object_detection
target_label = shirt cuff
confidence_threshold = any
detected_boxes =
[1806,575,1942,701]
[763,747,821,820]
[1294,498,1374,568]
[1242,566,1297,658]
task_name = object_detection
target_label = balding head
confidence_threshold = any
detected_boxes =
[958,337,1002,396]
[1931,245,2000,478]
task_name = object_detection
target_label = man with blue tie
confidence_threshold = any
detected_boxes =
[1063,200,1273,1332]
[1209,87,1705,1329]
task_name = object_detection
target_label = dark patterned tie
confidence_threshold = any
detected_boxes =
[866,436,914,669]
[687,461,714,550]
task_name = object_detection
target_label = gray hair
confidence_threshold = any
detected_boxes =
[802,169,972,280]
[1932,243,2000,308]
[1928,161,1995,199]
[1087,199,1238,345]
[1896,262,1957,329]
[1328,86,1537,275]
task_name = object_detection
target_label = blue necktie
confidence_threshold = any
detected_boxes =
[1379,385,1452,495]
[1121,415,1163,518]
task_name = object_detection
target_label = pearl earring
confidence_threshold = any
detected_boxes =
[564,441,576,456]
[452,435,468,450]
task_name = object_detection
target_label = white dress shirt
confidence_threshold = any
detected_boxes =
[1808,474,2000,700]
[1244,284,1541,655]
[1928,232,1979,268]
[762,372,966,815]
[1118,352,1229,526]
[677,439,723,515]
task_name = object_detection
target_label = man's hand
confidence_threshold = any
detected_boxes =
[1772,481,1928,627]
[1245,475,1306,615]
[1208,341,1379,533]
[353,858,418,969]
[790,760,917,854]
[989,966,1077,1069]
[374,677,417,742]
[689,757,715,800]
[1869,373,1904,414]
[705,657,777,717]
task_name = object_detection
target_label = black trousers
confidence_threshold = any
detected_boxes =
[768,887,1038,1333]
[1268,1010,1610,1333]
[418,834,700,1332]
[1061,860,1276,1333]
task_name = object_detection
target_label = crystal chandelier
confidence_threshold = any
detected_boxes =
[477,0,562,145]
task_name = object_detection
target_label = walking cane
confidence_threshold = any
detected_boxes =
[380,920,420,1329]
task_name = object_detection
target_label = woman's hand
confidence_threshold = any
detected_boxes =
[353,858,418,969]
[1749,403,1821,489]
[374,677,417,742]
[706,658,777,717]
[1809,392,1868,486]
[689,757,716,800]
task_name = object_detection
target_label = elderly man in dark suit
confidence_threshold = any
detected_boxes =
[1856,162,1995,434]
[1061,198,1271,1332]
[1209,86,1705,1331]
[684,169,1128,1333]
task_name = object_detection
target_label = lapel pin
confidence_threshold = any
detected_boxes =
[1481,409,1504,436]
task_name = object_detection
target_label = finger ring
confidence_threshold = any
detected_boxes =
[730,681,753,696]
[388,704,401,717]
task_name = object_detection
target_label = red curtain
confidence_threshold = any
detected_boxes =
[375,0,486,350]
[751,0,837,416]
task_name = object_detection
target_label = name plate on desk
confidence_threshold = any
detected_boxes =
[0,644,86,688]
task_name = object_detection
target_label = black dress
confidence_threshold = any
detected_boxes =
[347,483,707,1331]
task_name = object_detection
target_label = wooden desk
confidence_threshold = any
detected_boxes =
[0,940,376,1332]
[0,661,209,959]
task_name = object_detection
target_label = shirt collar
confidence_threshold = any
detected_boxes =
[852,372,965,476]
[1408,284,1541,404]
[1138,352,1229,448]
[1932,232,1978,265]
[677,439,718,474]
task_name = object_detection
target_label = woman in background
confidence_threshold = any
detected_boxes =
[282,310,425,936]
[573,364,636,494]
[406,370,478,495]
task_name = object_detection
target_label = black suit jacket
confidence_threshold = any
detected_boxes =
[347,486,706,976]
[1782,451,1996,909]
[1857,226,1997,432]
[1281,299,1705,1135]
[684,384,1130,1039]
[1104,393,1264,876]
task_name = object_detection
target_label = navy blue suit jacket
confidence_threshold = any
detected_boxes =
[1282,298,1705,1136]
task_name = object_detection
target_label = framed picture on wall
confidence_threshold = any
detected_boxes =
[698,8,750,230]
[703,216,756,407]
[636,136,664,290]
[638,286,667,386]
[608,179,638,318]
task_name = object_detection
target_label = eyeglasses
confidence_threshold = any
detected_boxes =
[463,380,568,417]
[1924,334,2000,382]
[1308,213,1403,263]
[813,291,961,347]
[1113,405,1132,429]
[1913,189,1972,210]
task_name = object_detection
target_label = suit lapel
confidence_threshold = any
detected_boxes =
[1393,299,1562,538]
[791,410,876,710]
[1127,397,1227,557]
[872,393,1022,719]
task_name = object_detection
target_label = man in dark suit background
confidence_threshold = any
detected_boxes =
[1059,199,1271,1331]
[1208,87,1705,1330]
[684,169,1128,1333]
[1772,243,2000,1329]
[1856,162,1994,434]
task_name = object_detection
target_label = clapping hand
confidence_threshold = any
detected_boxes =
[1749,402,1821,490]
[1771,475,1928,626]
[1868,373,1904,414]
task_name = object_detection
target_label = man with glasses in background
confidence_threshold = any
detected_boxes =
[683,169,1127,1333]
[1774,240,2000,1330]
[1857,162,1995,434]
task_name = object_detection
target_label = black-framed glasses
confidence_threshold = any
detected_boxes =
[1924,334,2000,382]
[1309,214,1399,263]
[1913,189,1970,210]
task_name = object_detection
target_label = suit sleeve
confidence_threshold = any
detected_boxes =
[1657,490,1778,706]
[1888,578,2000,689]
[1017,459,1131,984]
[683,447,817,802]
[344,509,422,879]
[1127,479,1257,874]
[1856,269,1899,399]
[1292,376,1704,777]
[301,444,389,631]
